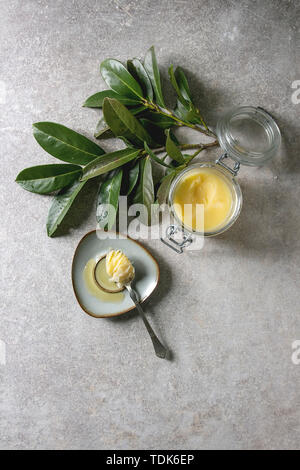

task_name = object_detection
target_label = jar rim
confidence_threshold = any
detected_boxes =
[216,106,281,166]
[168,162,243,237]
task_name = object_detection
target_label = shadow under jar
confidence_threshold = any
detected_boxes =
[161,106,281,253]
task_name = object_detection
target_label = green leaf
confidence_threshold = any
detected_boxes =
[81,148,141,181]
[118,137,136,148]
[142,112,174,129]
[100,59,143,100]
[94,105,147,140]
[144,46,165,107]
[140,119,165,145]
[127,160,140,195]
[83,90,140,107]
[129,105,148,115]
[169,66,205,127]
[16,164,82,194]
[165,129,185,163]
[94,118,114,139]
[127,59,153,101]
[144,142,172,168]
[103,98,154,147]
[97,169,123,230]
[174,67,193,103]
[133,156,154,225]
[157,171,177,204]
[169,129,180,145]
[166,162,185,174]
[47,177,87,237]
[174,99,201,125]
[169,66,199,126]
[168,64,190,107]
[33,122,105,165]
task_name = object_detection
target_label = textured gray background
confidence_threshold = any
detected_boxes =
[1,0,300,450]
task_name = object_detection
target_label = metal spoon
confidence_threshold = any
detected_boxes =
[125,283,168,359]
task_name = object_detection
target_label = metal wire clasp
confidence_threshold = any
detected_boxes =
[216,153,240,176]
[160,225,193,254]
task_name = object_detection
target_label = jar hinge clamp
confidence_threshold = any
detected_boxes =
[161,225,193,254]
[216,153,240,176]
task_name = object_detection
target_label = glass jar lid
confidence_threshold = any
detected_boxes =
[216,106,281,166]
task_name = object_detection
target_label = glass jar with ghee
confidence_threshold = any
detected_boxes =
[162,106,281,253]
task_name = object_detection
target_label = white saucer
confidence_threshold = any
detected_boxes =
[72,230,160,318]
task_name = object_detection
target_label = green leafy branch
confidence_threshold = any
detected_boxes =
[16,46,219,237]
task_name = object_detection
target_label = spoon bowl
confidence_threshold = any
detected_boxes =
[93,255,124,293]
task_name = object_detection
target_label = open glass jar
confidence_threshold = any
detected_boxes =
[161,106,281,253]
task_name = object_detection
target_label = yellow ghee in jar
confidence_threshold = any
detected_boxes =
[172,167,233,232]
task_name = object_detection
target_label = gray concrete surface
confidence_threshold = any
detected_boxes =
[1,0,300,450]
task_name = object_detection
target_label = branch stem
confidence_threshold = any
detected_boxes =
[152,139,219,155]
[144,100,216,138]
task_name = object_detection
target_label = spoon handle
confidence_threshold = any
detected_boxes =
[126,285,168,359]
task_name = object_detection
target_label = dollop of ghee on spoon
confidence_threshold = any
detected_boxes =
[106,249,135,287]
